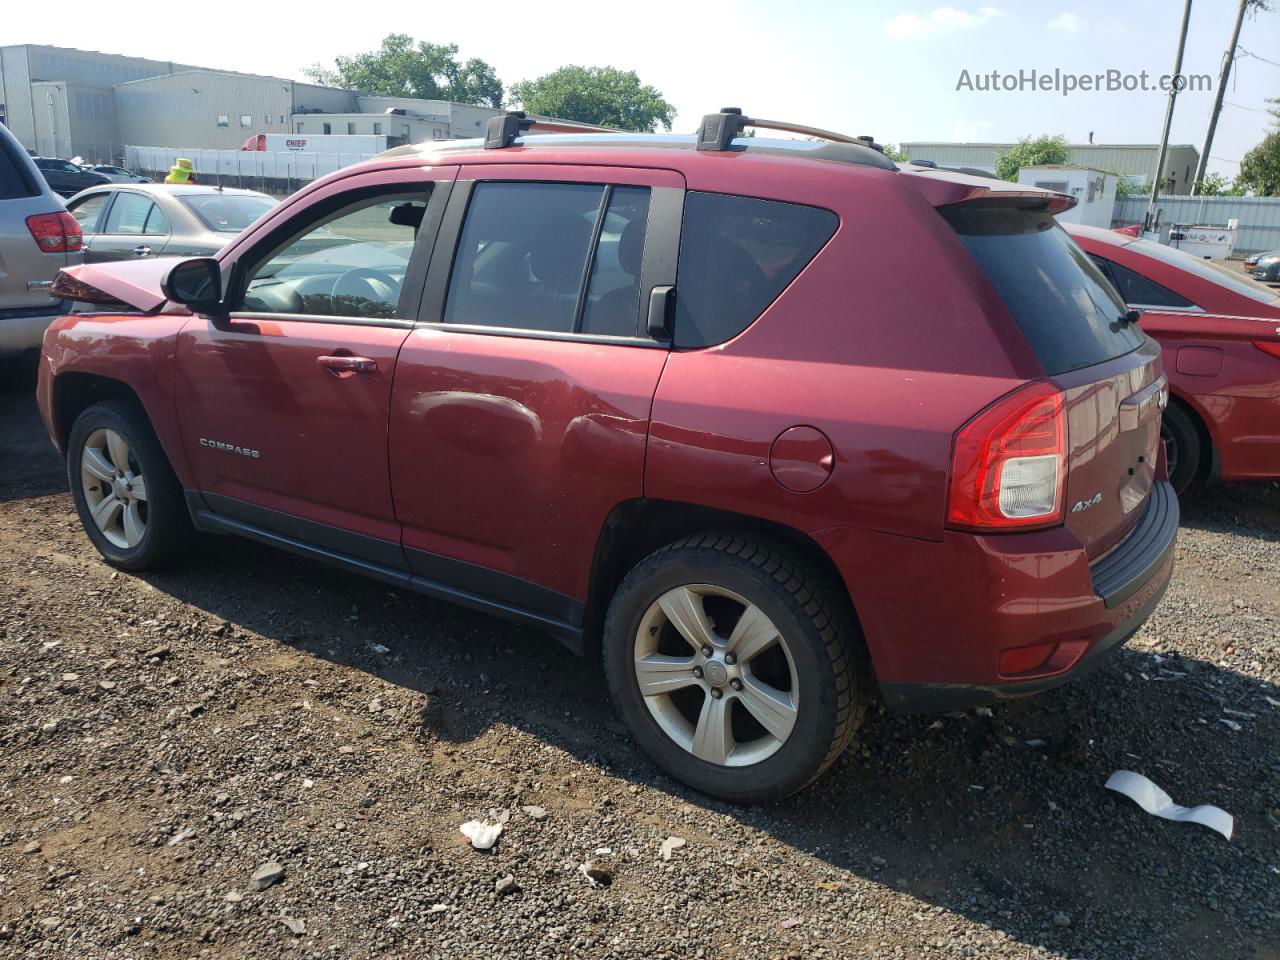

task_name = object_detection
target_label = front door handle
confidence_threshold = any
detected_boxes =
[133,244,151,257]
[317,354,377,375]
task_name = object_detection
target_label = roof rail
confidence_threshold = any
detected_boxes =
[696,107,885,154]
[484,110,617,149]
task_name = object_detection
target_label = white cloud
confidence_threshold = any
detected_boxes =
[885,6,1003,40]
[1047,12,1086,33]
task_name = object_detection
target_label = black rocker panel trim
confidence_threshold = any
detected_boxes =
[186,492,586,650]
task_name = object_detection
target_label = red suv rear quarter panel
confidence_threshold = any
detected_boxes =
[647,163,1041,540]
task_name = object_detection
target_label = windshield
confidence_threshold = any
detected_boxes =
[1127,236,1280,306]
[942,207,1144,375]
[180,194,277,233]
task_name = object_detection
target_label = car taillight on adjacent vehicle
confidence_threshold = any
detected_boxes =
[947,381,1067,532]
[26,212,83,254]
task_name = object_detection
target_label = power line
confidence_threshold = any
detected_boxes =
[1223,100,1272,114]
[1210,155,1241,166]
[1238,46,1280,68]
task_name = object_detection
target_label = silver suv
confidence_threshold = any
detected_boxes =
[0,122,83,366]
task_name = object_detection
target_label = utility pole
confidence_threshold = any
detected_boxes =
[1192,0,1248,193]
[1146,0,1194,233]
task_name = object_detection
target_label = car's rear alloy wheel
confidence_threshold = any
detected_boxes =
[67,400,193,570]
[634,584,798,767]
[604,534,869,803]
[80,428,148,549]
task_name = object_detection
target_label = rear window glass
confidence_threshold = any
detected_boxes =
[180,194,276,233]
[674,192,838,348]
[0,138,38,200]
[942,207,1144,375]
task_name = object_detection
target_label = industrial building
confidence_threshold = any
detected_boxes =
[0,44,518,163]
[901,141,1202,194]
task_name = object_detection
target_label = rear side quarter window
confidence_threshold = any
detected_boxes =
[1089,254,1196,309]
[674,192,838,348]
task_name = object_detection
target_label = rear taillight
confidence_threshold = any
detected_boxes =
[1255,341,1280,360]
[25,212,83,253]
[947,381,1067,531]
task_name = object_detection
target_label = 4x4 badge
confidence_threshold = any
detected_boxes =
[1070,492,1102,513]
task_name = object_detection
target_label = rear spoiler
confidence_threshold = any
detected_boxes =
[900,166,1077,213]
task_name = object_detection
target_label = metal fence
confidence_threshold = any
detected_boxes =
[1112,195,1280,256]
[124,145,380,197]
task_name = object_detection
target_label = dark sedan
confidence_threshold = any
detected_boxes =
[32,157,110,198]
[1249,252,1280,284]
[64,184,277,263]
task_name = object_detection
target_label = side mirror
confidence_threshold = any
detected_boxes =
[162,258,223,314]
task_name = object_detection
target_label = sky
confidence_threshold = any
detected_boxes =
[8,0,1279,177]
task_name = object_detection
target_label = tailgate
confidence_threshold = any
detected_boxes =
[1055,337,1166,558]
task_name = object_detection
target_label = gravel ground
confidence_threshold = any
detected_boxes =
[1,390,1278,959]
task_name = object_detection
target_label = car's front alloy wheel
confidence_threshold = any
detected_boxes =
[67,400,193,570]
[80,427,149,549]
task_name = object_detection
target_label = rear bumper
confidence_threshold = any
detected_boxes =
[0,303,67,358]
[821,482,1179,714]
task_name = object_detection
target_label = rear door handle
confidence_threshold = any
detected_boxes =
[317,354,377,375]
[133,244,151,257]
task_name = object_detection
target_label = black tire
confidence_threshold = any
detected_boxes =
[602,533,869,803]
[1162,402,1203,496]
[67,400,193,571]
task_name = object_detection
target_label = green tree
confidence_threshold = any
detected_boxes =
[306,34,503,108]
[994,134,1070,181]
[881,143,909,163]
[509,66,675,132]
[1237,131,1280,196]
[1192,172,1243,196]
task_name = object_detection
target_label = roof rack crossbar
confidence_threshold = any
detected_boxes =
[484,110,617,149]
[696,108,885,153]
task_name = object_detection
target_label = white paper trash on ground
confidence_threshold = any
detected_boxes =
[1105,770,1233,841]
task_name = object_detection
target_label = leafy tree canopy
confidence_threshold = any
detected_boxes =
[1237,131,1280,196]
[306,34,503,108]
[509,66,675,132]
[1193,172,1244,196]
[994,134,1070,181]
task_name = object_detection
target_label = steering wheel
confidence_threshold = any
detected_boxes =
[329,267,401,310]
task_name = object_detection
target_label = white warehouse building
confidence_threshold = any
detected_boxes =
[0,44,516,163]
[901,141,1202,195]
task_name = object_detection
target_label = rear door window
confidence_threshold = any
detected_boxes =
[103,192,155,235]
[68,193,110,233]
[941,207,1144,375]
[445,181,656,337]
[1089,254,1196,309]
[674,192,838,348]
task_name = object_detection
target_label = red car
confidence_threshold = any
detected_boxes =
[1066,224,1280,493]
[36,110,1176,801]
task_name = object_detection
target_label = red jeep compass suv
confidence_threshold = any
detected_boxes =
[37,110,1177,802]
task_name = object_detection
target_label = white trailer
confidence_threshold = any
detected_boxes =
[1017,165,1117,229]
[240,133,390,154]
